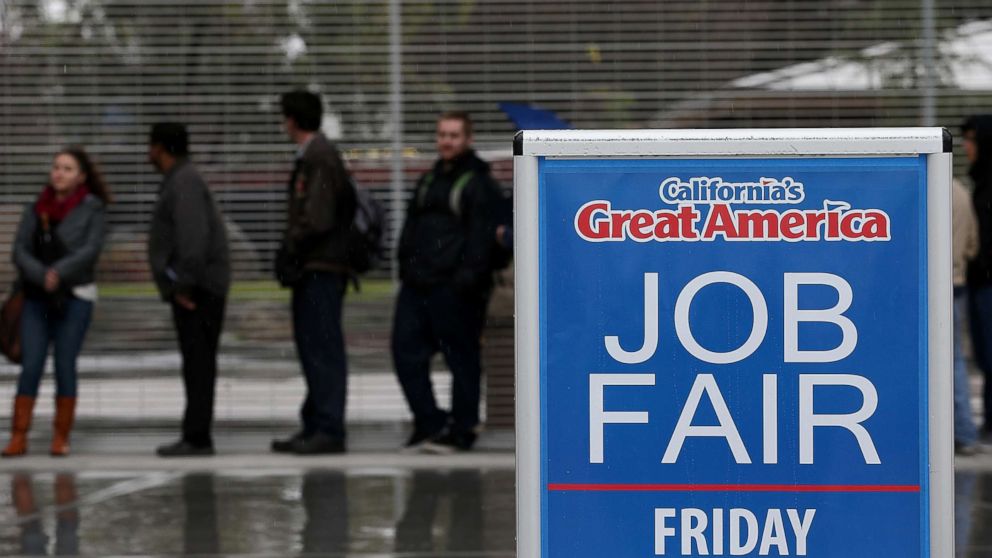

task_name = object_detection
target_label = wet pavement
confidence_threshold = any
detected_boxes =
[4,431,992,556]
[0,468,515,557]
[958,469,992,558]
[5,466,992,557]
[8,469,992,558]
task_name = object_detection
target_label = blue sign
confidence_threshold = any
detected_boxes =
[539,157,928,557]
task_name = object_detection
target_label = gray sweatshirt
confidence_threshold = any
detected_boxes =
[147,159,231,301]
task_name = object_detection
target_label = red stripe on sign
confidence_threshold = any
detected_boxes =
[547,484,920,493]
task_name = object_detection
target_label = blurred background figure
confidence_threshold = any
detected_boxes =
[964,116,992,440]
[953,175,980,454]
[271,90,355,456]
[3,148,109,458]
[147,123,231,457]
[392,111,502,453]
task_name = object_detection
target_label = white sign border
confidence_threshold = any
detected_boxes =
[513,128,953,558]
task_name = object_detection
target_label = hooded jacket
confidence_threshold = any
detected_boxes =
[398,150,500,291]
[965,115,992,288]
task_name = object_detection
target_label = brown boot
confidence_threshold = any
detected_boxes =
[2,395,35,457]
[50,396,76,457]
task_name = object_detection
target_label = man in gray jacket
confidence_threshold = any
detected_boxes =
[147,123,231,457]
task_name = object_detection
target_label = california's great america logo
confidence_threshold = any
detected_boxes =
[574,177,891,243]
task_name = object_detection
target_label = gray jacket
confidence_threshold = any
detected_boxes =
[13,194,106,289]
[147,159,230,301]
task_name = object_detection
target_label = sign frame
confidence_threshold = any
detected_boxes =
[513,128,953,557]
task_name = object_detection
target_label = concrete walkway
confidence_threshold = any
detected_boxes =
[0,427,516,473]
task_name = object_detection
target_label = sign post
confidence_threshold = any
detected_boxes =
[514,129,953,557]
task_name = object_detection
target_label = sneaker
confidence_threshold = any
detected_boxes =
[402,424,446,454]
[156,440,215,458]
[291,432,346,455]
[271,431,307,454]
[423,429,477,455]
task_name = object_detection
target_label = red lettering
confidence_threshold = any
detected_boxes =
[840,211,863,238]
[703,205,739,239]
[575,201,612,240]
[677,205,700,239]
[629,211,655,241]
[653,212,680,239]
[737,211,778,239]
[781,211,804,240]
[805,211,826,240]
[612,212,634,239]
[862,211,890,239]
[827,212,841,239]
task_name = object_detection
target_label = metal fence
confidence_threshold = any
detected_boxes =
[1,0,991,426]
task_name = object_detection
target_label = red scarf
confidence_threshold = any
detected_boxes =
[35,184,90,223]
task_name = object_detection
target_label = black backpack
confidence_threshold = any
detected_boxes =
[346,177,387,274]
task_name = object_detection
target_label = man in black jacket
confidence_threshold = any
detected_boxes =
[271,90,355,455]
[965,115,992,437]
[147,123,231,457]
[393,111,500,453]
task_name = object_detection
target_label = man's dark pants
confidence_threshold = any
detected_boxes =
[392,283,489,435]
[292,271,349,440]
[171,288,226,448]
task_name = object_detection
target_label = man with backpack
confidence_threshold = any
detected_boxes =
[393,111,503,453]
[272,89,356,455]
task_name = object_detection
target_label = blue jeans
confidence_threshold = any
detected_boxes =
[955,288,979,445]
[292,271,349,439]
[17,297,93,398]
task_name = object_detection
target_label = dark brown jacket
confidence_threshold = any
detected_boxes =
[284,133,355,272]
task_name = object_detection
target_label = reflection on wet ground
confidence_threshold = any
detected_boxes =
[7,468,992,556]
[0,469,515,557]
[958,471,992,558]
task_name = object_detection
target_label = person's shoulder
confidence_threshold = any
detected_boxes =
[468,159,501,194]
[19,202,37,225]
[173,161,211,191]
[304,133,341,162]
[465,152,497,180]
[81,193,105,211]
[176,160,204,179]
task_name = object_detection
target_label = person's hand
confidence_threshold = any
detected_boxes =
[44,269,60,293]
[496,225,512,249]
[174,293,197,311]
